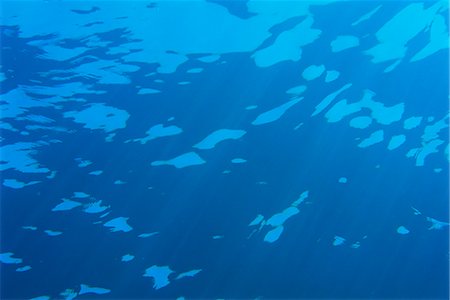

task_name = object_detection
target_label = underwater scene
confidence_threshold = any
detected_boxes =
[1,0,449,299]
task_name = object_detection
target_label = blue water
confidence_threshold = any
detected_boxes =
[1,1,449,299]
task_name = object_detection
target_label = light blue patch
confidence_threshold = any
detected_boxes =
[76,158,92,168]
[22,226,37,231]
[396,226,409,235]
[73,192,90,198]
[412,139,445,166]
[103,217,133,232]
[331,35,360,52]
[38,45,88,61]
[291,190,309,207]
[83,201,109,214]
[286,85,307,95]
[16,265,32,272]
[411,15,449,62]
[186,68,204,73]
[194,129,246,149]
[426,217,449,230]
[52,199,82,212]
[0,252,23,264]
[79,284,111,295]
[358,130,384,148]
[175,269,202,280]
[137,88,161,95]
[338,177,348,183]
[365,2,446,64]
[333,236,346,246]
[197,55,220,63]
[349,116,372,129]
[151,152,206,168]
[403,116,423,130]
[138,232,159,238]
[245,105,258,110]
[0,88,54,120]
[143,265,174,290]
[249,214,265,226]
[312,83,352,116]
[44,230,63,236]
[0,142,50,174]
[422,115,448,142]
[89,170,103,176]
[65,103,129,133]
[121,254,135,262]
[387,135,406,150]
[325,70,340,83]
[325,99,361,123]
[3,179,40,189]
[266,206,300,227]
[352,5,382,26]
[263,225,284,243]
[252,17,320,67]
[302,65,325,81]
[135,124,183,144]
[252,97,302,125]
[231,158,247,164]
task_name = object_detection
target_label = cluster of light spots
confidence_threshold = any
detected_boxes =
[406,115,448,166]
[325,89,404,125]
[248,191,309,243]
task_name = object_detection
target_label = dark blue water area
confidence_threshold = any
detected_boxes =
[1,1,449,299]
